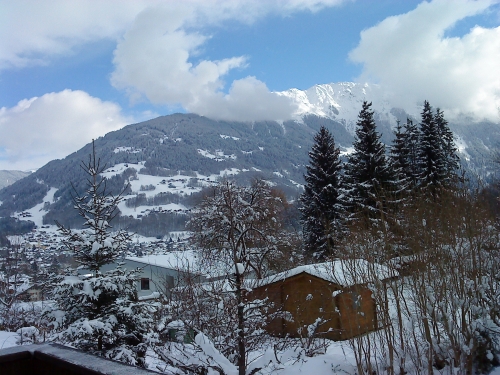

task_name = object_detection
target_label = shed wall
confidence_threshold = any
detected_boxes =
[250,272,377,341]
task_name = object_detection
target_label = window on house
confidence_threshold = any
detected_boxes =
[141,278,150,290]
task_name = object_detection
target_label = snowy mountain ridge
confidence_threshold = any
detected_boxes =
[279,82,412,134]
[0,170,31,189]
[280,81,499,182]
[1,82,499,236]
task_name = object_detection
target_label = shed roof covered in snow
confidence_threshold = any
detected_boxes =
[257,259,397,288]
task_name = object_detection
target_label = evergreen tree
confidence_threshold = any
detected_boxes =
[45,143,158,367]
[418,101,446,194]
[435,108,459,185]
[403,118,422,190]
[344,101,395,219]
[300,126,346,260]
[389,120,409,192]
[390,118,421,193]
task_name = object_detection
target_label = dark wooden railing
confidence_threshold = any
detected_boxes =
[0,343,161,375]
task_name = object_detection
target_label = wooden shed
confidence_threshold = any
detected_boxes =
[250,259,395,340]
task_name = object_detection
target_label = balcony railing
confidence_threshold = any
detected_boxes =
[0,343,161,375]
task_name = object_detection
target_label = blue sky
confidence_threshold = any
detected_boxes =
[0,0,499,170]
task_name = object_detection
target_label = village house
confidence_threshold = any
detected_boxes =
[25,285,43,301]
[97,250,207,298]
[249,259,397,340]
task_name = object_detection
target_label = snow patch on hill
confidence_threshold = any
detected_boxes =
[198,149,237,161]
[289,179,304,189]
[118,202,188,219]
[102,162,145,177]
[113,146,141,154]
[455,135,471,162]
[15,187,58,227]
[102,162,247,219]
[220,134,240,140]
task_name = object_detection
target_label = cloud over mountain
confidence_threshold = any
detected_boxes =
[109,1,344,122]
[349,0,500,122]
[1,1,347,123]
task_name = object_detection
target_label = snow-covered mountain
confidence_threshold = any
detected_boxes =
[281,82,499,180]
[280,82,406,134]
[1,82,498,236]
[0,170,31,189]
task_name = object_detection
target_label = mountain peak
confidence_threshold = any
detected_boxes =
[280,82,399,133]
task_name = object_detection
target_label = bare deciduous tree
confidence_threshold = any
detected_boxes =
[187,179,288,375]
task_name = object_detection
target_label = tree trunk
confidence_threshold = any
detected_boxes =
[235,271,246,375]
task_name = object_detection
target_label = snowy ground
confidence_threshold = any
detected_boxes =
[0,326,360,374]
[0,331,19,349]
[146,337,359,375]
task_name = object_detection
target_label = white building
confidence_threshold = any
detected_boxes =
[99,250,208,298]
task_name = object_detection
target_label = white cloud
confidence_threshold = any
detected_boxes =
[110,5,297,121]
[1,0,348,122]
[349,0,500,122]
[189,76,297,121]
[110,1,351,121]
[0,90,130,170]
[110,5,247,107]
[0,0,158,70]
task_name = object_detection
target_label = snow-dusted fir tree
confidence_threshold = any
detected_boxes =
[418,101,447,196]
[435,108,459,185]
[344,101,395,219]
[417,103,460,197]
[45,143,158,367]
[389,120,409,193]
[187,180,285,375]
[389,118,422,194]
[402,118,422,190]
[300,126,346,260]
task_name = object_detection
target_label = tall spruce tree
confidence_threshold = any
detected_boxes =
[390,118,421,193]
[435,108,459,185]
[403,118,422,190]
[389,120,409,192]
[300,126,346,260]
[344,101,395,219]
[418,101,446,194]
[45,143,158,367]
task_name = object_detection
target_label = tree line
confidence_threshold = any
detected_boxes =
[300,100,460,260]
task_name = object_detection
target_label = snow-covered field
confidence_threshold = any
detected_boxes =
[100,162,252,219]
[11,158,302,225]
[147,336,359,375]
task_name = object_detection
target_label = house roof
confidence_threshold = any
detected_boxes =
[256,259,397,288]
[126,250,232,278]
[126,250,199,273]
